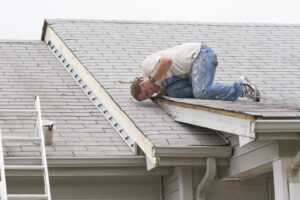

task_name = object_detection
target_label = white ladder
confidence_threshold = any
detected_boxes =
[0,95,51,200]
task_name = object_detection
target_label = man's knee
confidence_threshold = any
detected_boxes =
[193,87,208,98]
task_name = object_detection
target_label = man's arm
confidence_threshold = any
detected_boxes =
[150,57,172,81]
[141,57,172,91]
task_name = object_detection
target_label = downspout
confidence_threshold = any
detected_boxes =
[196,157,217,200]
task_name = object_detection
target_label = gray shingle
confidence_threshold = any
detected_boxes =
[0,41,134,157]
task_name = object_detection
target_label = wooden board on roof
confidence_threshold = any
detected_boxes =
[155,96,300,119]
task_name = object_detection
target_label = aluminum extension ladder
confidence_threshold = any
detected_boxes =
[0,95,51,199]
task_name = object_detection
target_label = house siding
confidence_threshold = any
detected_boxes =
[193,168,274,200]
[162,166,273,200]
[162,167,179,200]
[7,176,161,200]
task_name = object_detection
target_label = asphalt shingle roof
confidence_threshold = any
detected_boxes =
[47,19,300,99]
[0,41,134,158]
[47,19,228,147]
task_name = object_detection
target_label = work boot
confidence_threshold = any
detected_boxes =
[240,77,261,102]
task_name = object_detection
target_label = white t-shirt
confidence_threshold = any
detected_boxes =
[142,42,202,90]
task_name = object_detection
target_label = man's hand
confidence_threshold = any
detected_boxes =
[140,77,157,93]
[138,77,159,101]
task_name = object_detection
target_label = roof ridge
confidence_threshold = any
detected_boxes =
[45,18,300,27]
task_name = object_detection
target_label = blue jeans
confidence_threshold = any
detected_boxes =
[167,45,242,101]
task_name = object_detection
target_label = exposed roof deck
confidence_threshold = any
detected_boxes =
[157,96,300,119]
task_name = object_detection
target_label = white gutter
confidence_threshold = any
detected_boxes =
[196,157,217,200]
[5,157,172,177]
[255,120,300,133]
[5,157,146,167]
[152,146,232,158]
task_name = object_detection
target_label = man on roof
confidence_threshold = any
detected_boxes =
[130,42,260,102]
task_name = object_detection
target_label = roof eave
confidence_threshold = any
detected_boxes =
[5,157,173,177]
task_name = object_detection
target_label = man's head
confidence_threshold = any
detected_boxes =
[130,77,159,101]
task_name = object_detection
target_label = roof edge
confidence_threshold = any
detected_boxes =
[5,157,172,177]
[41,19,48,41]
[5,156,146,167]
[44,18,300,27]
[154,97,255,120]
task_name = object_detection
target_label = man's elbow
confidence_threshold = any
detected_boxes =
[161,57,173,66]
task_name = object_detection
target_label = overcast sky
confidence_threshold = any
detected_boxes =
[1,0,300,40]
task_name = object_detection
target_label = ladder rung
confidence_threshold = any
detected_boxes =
[5,165,44,170]
[0,109,37,115]
[2,137,41,142]
[0,95,52,199]
[7,194,48,199]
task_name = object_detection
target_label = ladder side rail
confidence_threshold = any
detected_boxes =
[0,128,8,200]
[35,96,51,200]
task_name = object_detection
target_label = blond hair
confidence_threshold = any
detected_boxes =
[130,77,142,101]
